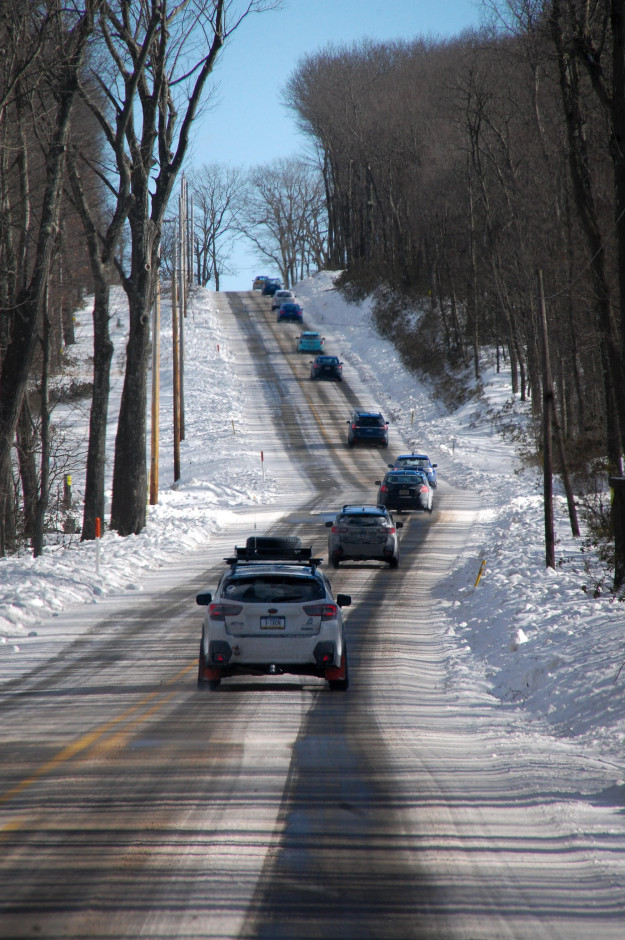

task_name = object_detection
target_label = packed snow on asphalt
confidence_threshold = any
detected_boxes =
[1,270,625,885]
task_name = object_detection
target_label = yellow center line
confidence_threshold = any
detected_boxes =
[0,660,198,812]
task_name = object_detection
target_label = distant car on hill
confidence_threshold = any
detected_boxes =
[388,453,438,488]
[277,302,303,323]
[296,331,325,353]
[271,289,295,310]
[310,355,342,381]
[376,469,433,513]
[347,410,389,448]
[262,278,282,296]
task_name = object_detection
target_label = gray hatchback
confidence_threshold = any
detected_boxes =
[325,505,403,568]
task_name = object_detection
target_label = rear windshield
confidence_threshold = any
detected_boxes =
[357,415,385,427]
[397,457,428,468]
[387,473,424,484]
[341,514,386,527]
[222,576,325,603]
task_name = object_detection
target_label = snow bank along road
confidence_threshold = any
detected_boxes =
[1,290,624,939]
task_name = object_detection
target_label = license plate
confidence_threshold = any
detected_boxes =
[260,616,285,629]
[399,489,409,495]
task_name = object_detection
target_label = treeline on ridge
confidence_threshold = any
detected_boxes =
[284,7,625,485]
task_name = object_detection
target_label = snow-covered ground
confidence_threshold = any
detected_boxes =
[2,270,625,788]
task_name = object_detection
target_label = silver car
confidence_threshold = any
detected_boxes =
[271,289,295,310]
[196,537,351,690]
[325,505,403,569]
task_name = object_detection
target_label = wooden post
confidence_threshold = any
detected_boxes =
[610,477,625,590]
[178,185,186,441]
[537,269,555,569]
[172,240,181,483]
[149,274,161,505]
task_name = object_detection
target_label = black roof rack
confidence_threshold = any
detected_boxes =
[224,545,323,568]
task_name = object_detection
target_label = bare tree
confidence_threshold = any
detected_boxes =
[242,157,327,286]
[0,0,103,554]
[74,1,279,537]
[188,164,246,289]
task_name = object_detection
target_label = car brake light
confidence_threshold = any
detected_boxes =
[420,485,428,493]
[303,603,338,621]
[209,603,243,621]
[389,526,396,534]
[380,485,388,492]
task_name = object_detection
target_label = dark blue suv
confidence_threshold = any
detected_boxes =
[347,410,389,448]
[261,277,282,296]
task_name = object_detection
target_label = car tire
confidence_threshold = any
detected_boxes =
[246,535,302,552]
[198,643,212,689]
[389,556,399,569]
[328,649,349,691]
[208,678,221,690]
[330,552,340,568]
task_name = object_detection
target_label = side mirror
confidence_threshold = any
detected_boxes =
[196,591,212,606]
[387,463,393,468]
[432,463,438,468]
[337,594,351,607]
[395,521,404,529]
[325,520,333,528]
[375,480,381,485]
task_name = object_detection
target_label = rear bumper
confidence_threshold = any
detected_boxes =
[201,629,344,670]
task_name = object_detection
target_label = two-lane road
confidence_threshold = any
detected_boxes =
[1,290,623,939]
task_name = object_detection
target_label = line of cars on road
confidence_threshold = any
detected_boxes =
[194,283,440,692]
[255,275,345,382]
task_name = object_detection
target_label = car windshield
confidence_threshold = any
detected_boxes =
[222,575,325,603]
[357,415,385,427]
[342,514,386,527]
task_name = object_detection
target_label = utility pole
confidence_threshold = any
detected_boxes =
[172,229,181,483]
[537,269,555,569]
[178,180,186,441]
[149,270,161,505]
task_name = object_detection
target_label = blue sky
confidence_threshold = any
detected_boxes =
[190,0,484,290]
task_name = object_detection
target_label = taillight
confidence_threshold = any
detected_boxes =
[420,485,428,493]
[388,526,396,534]
[380,485,388,492]
[303,603,338,621]
[209,603,243,621]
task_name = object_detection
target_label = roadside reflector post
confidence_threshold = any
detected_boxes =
[95,516,101,575]
[411,410,414,426]
[261,450,264,482]
[474,559,486,587]
[63,474,72,509]
[232,419,235,435]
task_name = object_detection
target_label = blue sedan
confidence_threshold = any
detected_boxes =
[277,302,303,322]
[296,331,325,353]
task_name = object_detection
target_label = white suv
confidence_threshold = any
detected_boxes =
[196,537,351,690]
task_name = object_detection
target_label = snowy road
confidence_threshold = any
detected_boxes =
[1,289,624,938]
